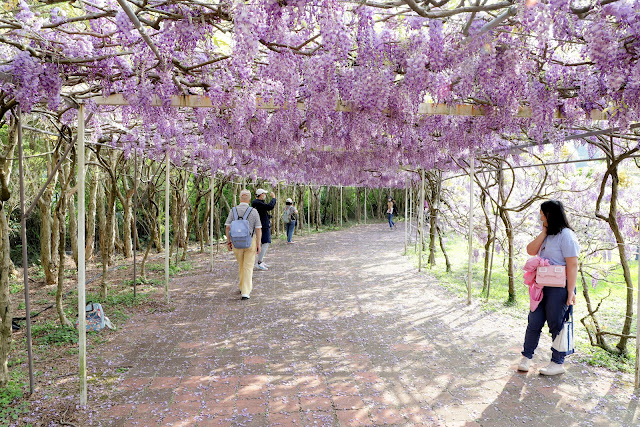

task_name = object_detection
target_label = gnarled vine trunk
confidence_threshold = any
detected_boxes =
[0,118,17,388]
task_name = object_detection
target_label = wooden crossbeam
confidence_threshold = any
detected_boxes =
[92,94,608,120]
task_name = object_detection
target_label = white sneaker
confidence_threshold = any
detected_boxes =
[539,362,565,376]
[256,263,268,271]
[517,356,531,372]
[261,262,270,268]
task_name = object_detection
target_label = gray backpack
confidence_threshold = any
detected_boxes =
[230,207,254,249]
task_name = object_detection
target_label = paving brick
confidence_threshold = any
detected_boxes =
[269,396,301,413]
[300,396,333,411]
[235,397,268,414]
[370,407,405,425]
[301,410,337,426]
[268,411,303,426]
[335,409,371,426]
[332,395,366,410]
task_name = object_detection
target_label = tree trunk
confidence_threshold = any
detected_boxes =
[480,191,493,294]
[500,208,516,304]
[0,118,17,388]
[97,180,110,298]
[607,170,634,354]
[38,191,57,286]
[86,164,99,261]
[55,187,73,327]
[437,226,451,272]
[69,195,78,268]
[579,263,616,352]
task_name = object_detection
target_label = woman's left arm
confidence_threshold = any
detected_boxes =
[565,256,578,305]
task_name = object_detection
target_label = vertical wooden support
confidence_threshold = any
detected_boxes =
[165,156,170,303]
[210,175,215,272]
[467,155,475,305]
[17,106,34,394]
[418,169,425,272]
[77,103,87,405]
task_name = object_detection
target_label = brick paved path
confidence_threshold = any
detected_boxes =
[90,224,639,426]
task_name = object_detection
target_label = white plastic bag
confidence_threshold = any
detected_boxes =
[552,307,574,355]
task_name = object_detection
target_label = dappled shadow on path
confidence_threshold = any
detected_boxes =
[84,224,639,426]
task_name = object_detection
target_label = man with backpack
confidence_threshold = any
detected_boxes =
[225,189,262,300]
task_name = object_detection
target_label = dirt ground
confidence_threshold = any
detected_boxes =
[9,223,640,426]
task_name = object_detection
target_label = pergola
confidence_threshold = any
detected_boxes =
[3,0,640,407]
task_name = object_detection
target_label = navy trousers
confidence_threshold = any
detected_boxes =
[522,286,569,364]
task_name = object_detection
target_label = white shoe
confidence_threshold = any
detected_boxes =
[261,262,270,268]
[241,294,250,300]
[539,362,565,376]
[256,263,268,271]
[517,356,531,372]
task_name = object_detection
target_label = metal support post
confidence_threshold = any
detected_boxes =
[467,154,475,304]
[404,179,408,255]
[17,106,34,394]
[340,185,343,228]
[165,155,170,303]
[418,170,425,272]
[77,103,87,405]
[210,175,215,272]
[133,150,137,298]
[364,188,367,225]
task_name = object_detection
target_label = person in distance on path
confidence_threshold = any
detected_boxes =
[283,198,298,243]
[251,188,276,270]
[225,189,262,300]
[386,197,396,230]
[518,200,579,375]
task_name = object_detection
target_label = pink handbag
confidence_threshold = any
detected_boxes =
[536,265,566,287]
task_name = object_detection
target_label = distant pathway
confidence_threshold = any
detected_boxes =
[87,224,638,426]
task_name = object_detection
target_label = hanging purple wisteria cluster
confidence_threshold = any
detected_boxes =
[1,0,639,186]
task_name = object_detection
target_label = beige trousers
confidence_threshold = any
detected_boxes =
[233,237,257,296]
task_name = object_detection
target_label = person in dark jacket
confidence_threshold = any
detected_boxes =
[251,189,276,270]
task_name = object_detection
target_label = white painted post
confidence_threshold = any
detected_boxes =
[210,175,214,272]
[418,169,425,272]
[165,156,170,303]
[467,154,475,305]
[409,182,413,246]
[77,104,87,405]
[635,226,640,388]
[364,188,367,225]
[404,179,408,255]
[307,186,311,235]
[340,185,343,228]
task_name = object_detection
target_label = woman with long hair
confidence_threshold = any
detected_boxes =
[518,200,580,376]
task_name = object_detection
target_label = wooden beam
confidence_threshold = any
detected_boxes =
[92,94,608,120]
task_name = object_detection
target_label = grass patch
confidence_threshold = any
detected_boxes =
[123,277,163,287]
[577,345,635,373]
[0,375,29,425]
[31,322,78,346]
[10,281,23,295]
[146,261,193,276]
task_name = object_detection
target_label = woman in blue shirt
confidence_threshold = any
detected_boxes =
[518,200,580,376]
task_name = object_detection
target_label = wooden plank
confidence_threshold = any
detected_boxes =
[92,94,608,120]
